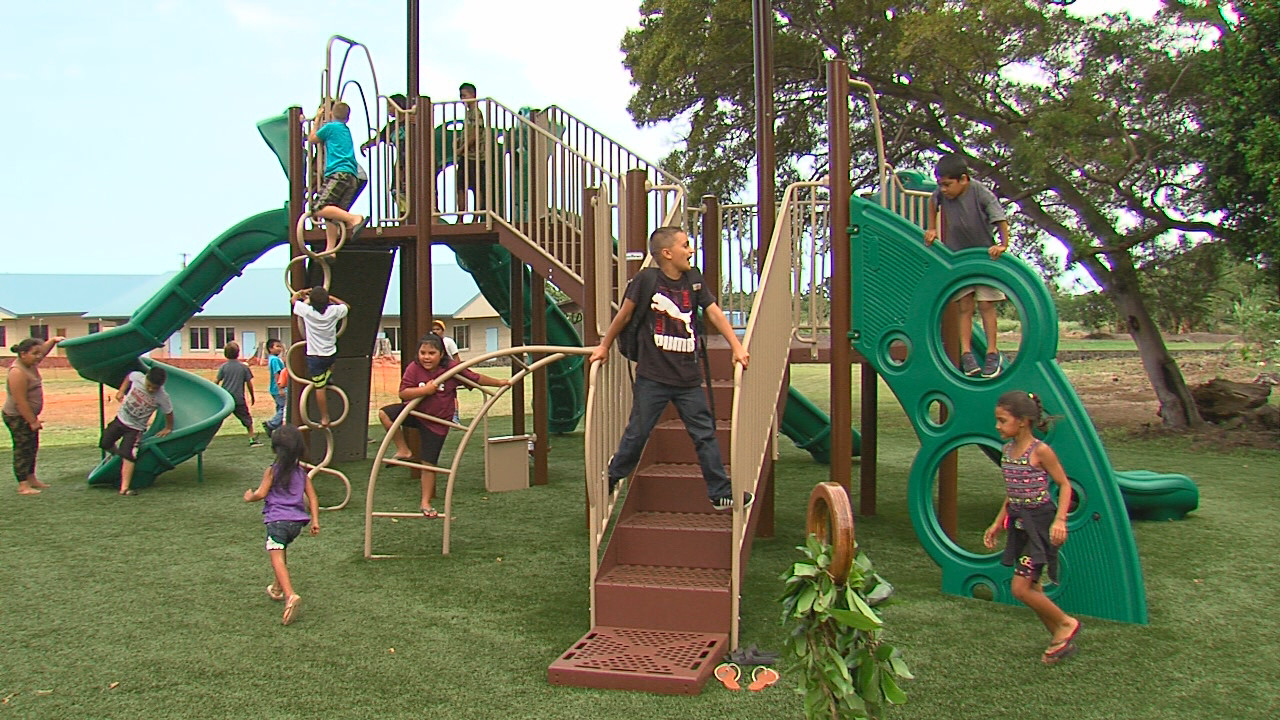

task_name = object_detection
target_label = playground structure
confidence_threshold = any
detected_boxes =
[54,11,1203,696]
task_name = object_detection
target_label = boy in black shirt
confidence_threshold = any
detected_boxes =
[589,227,751,510]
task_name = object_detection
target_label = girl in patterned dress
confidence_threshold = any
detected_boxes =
[983,391,1082,664]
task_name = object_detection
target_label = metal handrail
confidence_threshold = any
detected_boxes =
[364,345,593,558]
[582,346,635,626]
[728,180,811,647]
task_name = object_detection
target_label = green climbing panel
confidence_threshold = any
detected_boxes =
[849,194,1148,624]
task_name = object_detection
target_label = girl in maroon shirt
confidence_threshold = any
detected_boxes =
[377,333,508,517]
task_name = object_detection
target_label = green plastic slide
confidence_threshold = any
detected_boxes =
[61,209,291,488]
[779,387,860,464]
[848,194,1152,623]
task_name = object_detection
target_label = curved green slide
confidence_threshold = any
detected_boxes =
[61,208,290,488]
[849,194,1152,623]
[780,388,860,464]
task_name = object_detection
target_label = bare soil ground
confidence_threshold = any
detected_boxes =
[9,348,1276,448]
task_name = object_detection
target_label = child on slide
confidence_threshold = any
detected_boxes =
[243,425,318,626]
[377,333,509,518]
[984,390,1082,664]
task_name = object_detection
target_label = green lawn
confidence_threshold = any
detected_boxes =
[2,366,1277,719]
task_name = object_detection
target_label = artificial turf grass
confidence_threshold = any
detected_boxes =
[2,408,1279,718]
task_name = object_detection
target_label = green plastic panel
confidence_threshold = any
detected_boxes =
[62,208,290,488]
[849,194,1149,624]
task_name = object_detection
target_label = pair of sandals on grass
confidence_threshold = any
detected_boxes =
[715,645,781,692]
[266,584,303,625]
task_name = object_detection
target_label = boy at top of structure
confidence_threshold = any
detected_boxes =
[361,94,410,214]
[923,154,1012,379]
[99,366,174,496]
[454,82,488,214]
[588,226,753,512]
[307,100,369,253]
[217,340,262,448]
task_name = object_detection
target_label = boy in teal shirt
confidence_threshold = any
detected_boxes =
[262,339,288,438]
[308,101,368,253]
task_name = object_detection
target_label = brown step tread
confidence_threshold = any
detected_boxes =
[619,511,731,531]
[639,462,729,479]
[598,564,730,591]
[547,626,728,694]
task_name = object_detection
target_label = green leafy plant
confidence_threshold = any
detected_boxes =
[1232,290,1280,366]
[780,536,911,720]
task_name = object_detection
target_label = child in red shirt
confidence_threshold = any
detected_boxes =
[377,333,509,517]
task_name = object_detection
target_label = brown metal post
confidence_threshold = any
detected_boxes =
[531,271,548,486]
[407,0,419,105]
[510,256,526,436]
[287,106,308,426]
[938,303,960,539]
[827,61,853,492]
[700,195,720,299]
[414,95,434,345]
[860,363,878,515]
[752,0,776,273]
[625,168,648,276]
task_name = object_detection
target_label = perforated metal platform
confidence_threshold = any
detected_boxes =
[547,626,728,694]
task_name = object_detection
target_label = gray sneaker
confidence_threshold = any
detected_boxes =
[981,352,1003,378]
[712,492,755,512]
[960,352,981,376]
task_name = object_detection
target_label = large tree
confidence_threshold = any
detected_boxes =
[622,0,1225,428]
[1191,0,1280,287]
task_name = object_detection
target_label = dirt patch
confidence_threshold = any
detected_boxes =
[12,350,1276,449]
[1058,351,1278,448]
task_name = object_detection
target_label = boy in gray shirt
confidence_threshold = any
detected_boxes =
[923,154,1012,378]
[100,366,174,495]
[216,341,262,447]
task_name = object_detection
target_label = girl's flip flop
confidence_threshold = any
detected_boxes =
[1042,640,1078,665]
[714,662,742,691]
[748,666,780,692]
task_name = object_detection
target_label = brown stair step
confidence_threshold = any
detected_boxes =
[547,626,728,694]
[630,463,730,514]
[595,564,731,632]
[615,511,731,569]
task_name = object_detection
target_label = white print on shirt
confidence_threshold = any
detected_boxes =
[650,292,695,354]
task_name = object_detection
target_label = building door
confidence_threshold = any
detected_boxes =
[167,332,182,358]
[242,331,258,360]
[486,327,499,353]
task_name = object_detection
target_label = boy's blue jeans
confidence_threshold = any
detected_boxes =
[265,393,286,433]
[606,376,730,500]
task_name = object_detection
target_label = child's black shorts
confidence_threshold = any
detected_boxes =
[100,418,142,461]
[380,403,448,465]
[231,401,253,429]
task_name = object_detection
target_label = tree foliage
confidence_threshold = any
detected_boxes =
[622,0,1227,427]
[1192,0,1280,284]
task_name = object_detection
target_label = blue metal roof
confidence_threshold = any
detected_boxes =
[0,274,159,316]
[1,264,482,320]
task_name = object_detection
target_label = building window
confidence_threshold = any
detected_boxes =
[453,325,470,350]
[190,327,210,351]
[0,326,6,346]
[88,322,101,334]
[214,327,236,348]
[266,326,289,341]
[29,324,49,341]
[383,326,400,352]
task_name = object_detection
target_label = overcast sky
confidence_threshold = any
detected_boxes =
[4,0,1160,277]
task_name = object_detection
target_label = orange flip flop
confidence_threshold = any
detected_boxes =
[748,666,780,692]
[714,662,742,691]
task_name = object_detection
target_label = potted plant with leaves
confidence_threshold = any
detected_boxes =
[780,482,912,719]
